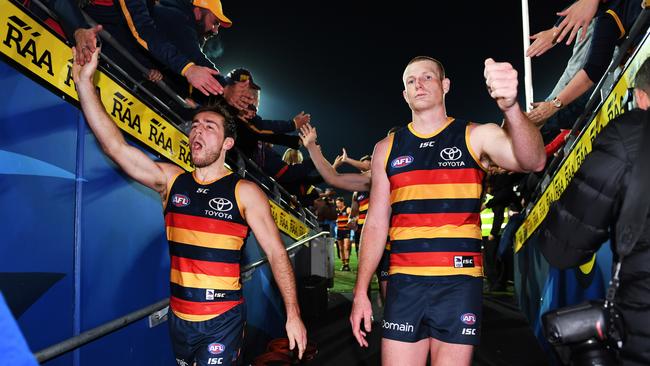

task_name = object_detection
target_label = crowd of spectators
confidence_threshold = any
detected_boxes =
[25,0,648,281]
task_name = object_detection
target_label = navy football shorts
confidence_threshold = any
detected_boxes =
[336,229,350,240]
[354,224,363,245]
[169,303,245,366]
[377,247,390,281]
[382,274,482,345]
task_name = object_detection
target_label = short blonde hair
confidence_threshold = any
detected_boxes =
[282,148,303,165]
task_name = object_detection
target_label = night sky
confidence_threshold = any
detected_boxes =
[212,1,571,176]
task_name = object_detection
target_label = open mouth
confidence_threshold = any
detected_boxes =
[192,141,203,152]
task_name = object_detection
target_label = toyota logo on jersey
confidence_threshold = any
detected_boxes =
[440,147,462,161]
[209,198,233,212]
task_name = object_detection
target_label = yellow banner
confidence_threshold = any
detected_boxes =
[514,35,650,252]
[269,200,309,240]
[1,0,312,237]
[0,0,193,170]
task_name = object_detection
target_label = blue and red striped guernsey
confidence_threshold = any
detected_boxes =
[164,172,249,322]
[355,192,370,225]
[336,206,350,233]
[384,118,486,278]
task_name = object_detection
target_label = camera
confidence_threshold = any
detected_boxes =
[542,300,624,366]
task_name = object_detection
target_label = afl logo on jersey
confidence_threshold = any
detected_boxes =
[391,155,413,168]
[171,194,190,207]
[440,147,462,161]
[209,197,233,212]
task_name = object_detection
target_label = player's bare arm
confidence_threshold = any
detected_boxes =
[71,47,182,200]
[471,59,545,172]
[299,124,371,192]
[349,136,392,347]
[237,180,307,359]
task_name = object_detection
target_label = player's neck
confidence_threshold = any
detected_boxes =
[193,161,230,184]
[411,105,448,135]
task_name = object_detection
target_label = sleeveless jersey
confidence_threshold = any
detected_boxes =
[336,207,350,232]
[355,192,370,226]
[164,172,249,321]
[384,118,486,278]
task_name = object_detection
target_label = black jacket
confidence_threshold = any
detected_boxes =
[538,108,650,365]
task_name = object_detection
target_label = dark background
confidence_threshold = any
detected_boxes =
[212,1,572,169]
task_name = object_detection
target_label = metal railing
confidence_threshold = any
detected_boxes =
[34,299,169,363]
[33,230,329,363]
[27,0,320,230]
[242,231,330,272]
[522,8,649,216]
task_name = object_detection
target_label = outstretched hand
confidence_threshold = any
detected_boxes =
[555,0,598,45]
[527,26,559,58]
[293,111,311,130]
[484,58,519,112]
[73,25,102,66]
[298,123,318,148]
[185,65,224,96]
[527,101,556,127]
[72,46,100,86]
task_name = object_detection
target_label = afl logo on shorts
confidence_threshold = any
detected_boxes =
[208,343,225,355]
[460,313,476,325]
[391,155,413,168]
[171,194,190,207]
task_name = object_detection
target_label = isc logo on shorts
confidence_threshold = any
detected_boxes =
[462,328,477,335]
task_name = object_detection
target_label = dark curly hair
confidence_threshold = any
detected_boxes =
[192,102,237,140]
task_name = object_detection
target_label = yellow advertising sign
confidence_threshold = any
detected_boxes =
[1,0,313,236]
[514,35,650,252]
[269,200,309,240]
[0,0,193,170]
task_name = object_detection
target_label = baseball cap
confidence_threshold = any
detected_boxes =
[192,0,232,28]
[226,68,261,90]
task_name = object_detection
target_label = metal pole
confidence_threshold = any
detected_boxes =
[34,299,169,363]
[521,0,534,111]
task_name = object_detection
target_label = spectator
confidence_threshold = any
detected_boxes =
[538,56,650,366]
[528,0,643,128]
[48,0,229,93]
[281,148,323,207]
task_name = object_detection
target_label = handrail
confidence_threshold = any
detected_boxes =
[523,9,649,211]
[26,0,319,228]
[242,231,330,272]
[34,299,170,363]
[32,231,329,363]
[228,148,320,230]
[515,9,649,248]
[30,0,192,112]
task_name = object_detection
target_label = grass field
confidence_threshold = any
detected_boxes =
[331,244,380,293]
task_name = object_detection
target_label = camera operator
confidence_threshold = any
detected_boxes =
[538,57,650,366]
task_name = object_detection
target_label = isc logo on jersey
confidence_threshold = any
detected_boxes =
[172,194,190,207]
[391,155,413,168]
